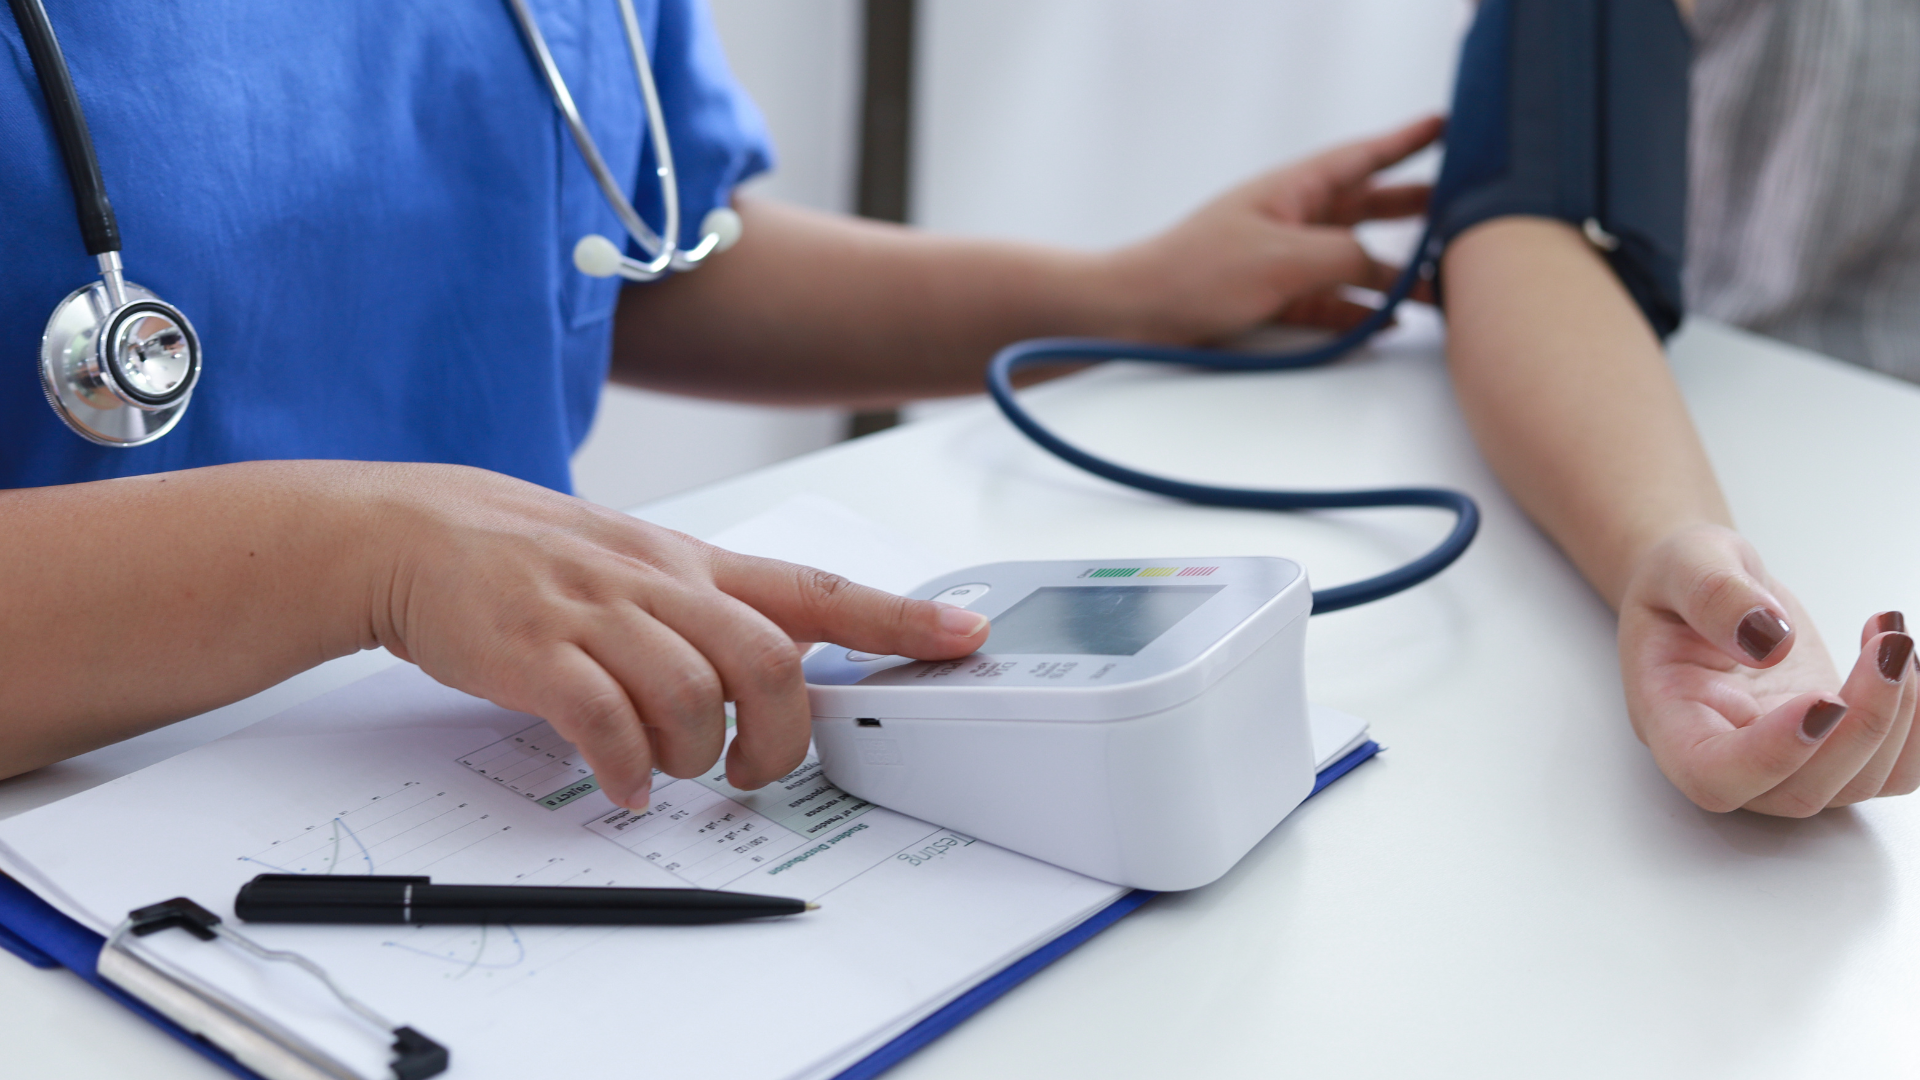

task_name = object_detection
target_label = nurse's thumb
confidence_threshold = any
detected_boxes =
[1282,226,1386,294]
[712,551,990,660]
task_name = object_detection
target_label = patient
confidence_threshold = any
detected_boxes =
[1430,0,1917,816]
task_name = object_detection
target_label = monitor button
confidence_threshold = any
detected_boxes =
[931,582,991,608]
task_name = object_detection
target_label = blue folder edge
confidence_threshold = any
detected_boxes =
[0,739,1380,1080]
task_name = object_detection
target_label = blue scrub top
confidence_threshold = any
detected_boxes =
[0,0,771,493]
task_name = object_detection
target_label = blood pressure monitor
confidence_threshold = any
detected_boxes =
[805,557,1315,891]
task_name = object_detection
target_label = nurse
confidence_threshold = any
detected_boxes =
[0,1,1436,805]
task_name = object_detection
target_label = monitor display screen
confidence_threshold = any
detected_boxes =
[982,585,1223,656]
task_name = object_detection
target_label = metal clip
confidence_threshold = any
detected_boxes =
[1582,217,1621,252]
[101,897,448,1080]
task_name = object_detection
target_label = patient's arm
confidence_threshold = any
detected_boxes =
[1443,216,1916,815]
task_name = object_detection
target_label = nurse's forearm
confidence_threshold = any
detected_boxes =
[0,462,989,789]
[0,463,383,776]
[1441,216,1730,607]
[611,119,1443,403]
[608,196,1135,405]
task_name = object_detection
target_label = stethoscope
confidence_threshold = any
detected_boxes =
[8,0,734,447]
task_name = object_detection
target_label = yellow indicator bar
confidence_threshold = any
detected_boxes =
[1137,568,1177,577]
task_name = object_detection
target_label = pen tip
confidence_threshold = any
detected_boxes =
[804,902,820,911]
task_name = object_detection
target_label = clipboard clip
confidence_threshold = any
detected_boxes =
[97,896,449,1080]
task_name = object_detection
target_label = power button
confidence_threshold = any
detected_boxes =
[930,582,991,608]
[848,583,990,662]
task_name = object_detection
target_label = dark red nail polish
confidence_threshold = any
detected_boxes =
[1802,700,1848,741]
[1737,608,1790,662]
[1878,633,1914,682]
[1876,611,1907,635]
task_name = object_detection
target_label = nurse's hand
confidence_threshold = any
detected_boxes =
[1618,525,1918,816]
[367,466,989,809]
[1110,114,1442,342]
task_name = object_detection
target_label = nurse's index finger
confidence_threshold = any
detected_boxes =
[1356,183,1431,221]
[709,551,989,660]
[1310,115,1445,185]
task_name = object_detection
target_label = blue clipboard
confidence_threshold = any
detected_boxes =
[0,741,1379,1080]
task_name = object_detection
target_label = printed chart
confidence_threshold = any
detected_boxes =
[455,720,879,890]
[457,725,600,809]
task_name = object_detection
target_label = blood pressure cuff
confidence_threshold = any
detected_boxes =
[1427,0,1692,338]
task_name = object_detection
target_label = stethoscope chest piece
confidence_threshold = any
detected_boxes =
[40,275,201,447]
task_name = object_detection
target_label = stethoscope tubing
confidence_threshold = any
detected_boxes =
[503,0,723,280]
[986,236,1481,614]
[7,0,118,256]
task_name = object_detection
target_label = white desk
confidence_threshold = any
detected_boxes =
[4,319,1917,1079]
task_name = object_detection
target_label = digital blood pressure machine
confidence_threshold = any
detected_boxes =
[806,558,1314,891]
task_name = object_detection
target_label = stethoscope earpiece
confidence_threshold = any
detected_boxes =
[701,207,743,254]
[510,0,742,285]
[571,207,745,281]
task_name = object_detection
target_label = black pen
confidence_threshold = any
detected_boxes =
[233,874,816,926]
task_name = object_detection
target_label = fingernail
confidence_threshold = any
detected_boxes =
[1875,611,1907,635]
[938,605,990,637]
[1801,700,1848,742]
[1877,632,1914,682]
[1737,607,1791,662]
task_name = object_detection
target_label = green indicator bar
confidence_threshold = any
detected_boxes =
[538,776,601,809]
[1090,567,1140,578]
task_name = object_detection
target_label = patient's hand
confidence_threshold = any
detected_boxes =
[1619,525,1917,815]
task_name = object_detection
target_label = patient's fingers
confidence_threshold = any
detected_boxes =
[1646,692,1842,813]
[1834,624,1915,804]
[1861,610,1906,648]
[1746,632,1911,816]
[1881,690,1920,796]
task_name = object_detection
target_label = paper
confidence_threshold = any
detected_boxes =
[0,495,1365,1080]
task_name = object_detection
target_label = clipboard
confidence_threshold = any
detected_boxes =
[0,742,1379,1080]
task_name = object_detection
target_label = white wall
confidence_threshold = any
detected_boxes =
[913,0,1467,248]
[570,0,862,510]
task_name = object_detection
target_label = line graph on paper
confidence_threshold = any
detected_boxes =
[239,782,515,876]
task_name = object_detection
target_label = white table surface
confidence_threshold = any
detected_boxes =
[4,318,1917,1079]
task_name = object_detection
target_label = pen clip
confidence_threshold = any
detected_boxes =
[247,874,433,886]
[101,895,450,1080]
